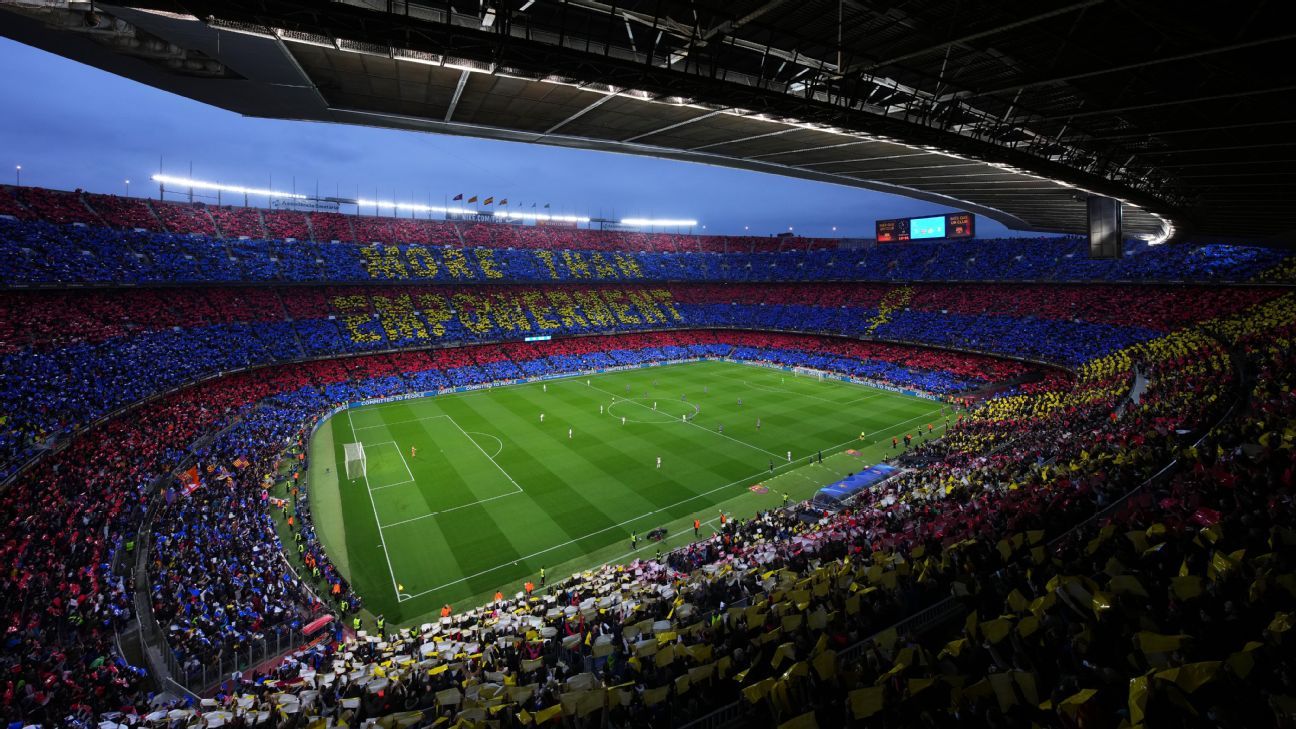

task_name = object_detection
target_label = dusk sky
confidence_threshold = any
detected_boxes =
[0,37,1023,238]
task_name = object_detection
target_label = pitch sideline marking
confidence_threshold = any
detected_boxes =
[396,403,946,601]
[346,408,403,601]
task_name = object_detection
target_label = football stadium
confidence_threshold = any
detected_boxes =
[1,2,1294,728]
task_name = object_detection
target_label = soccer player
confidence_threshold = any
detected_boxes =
[543,384,547,393]
[737,397,743,407]
[540,413,545,423]
[653,401,657,410]
[860,431,866,441]
[599,404,604,414]
[656,456,661,469]
[718,423,724,433]
[622,416,626,425]
[568,428,573,439]
[787,450,792,462]
[410,445,417,459]
[756,418,761,430]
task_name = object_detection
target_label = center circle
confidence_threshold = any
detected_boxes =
[606,397,701,424]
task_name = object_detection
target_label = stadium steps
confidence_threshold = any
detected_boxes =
[287,319,308,358]
[450,221,468,246]
[140,199,169,231]
[253,207,269,239]
[74,191,110,227]
[304,212,318,243]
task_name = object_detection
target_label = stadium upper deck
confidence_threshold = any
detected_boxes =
[2,185,1292,287]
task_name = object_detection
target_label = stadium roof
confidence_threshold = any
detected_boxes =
[4,0,1293,243]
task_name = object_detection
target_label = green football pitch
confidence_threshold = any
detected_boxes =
[308,360,945,625]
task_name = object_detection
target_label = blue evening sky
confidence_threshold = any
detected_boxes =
[0,37,1023,238]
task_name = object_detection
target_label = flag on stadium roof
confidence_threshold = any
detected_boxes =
[467,195,478,203]
[452,193,463,200]
[499,198,508,205]
[483,196,494,205]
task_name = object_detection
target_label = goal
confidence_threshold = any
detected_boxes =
[344,442,367,480]
[791,367,824,382]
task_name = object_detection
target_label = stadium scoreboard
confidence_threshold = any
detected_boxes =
[876,212,975,242]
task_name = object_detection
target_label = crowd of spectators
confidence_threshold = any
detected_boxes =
[0,325,1055,722]
[2,281,1282,481]
[5,182,1296,727]
[2,278,1293,725]
[206,207,266,240]
[3,213,1294,287]
[88,294,1289,729]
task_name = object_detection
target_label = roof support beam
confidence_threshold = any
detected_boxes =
[1082,118,1296,141]
[797,152,929,167]
[850,0,1104,75]
[622,108,724,142]
[700,0,794,41]
[688,127,799,151]
[544,90,617,134]
[745,139,870,159]
[443,69,470,122]
[949,32,1296,102]
[1037,84,1296,121]
[1132,141,1296,156]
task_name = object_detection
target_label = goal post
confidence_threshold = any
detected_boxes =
[791,367,824,382]
[344,442,367,480]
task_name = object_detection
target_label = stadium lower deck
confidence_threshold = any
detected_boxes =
[2,194,1295,728]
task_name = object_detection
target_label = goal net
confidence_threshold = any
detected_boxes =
[792,367,824,382]
[344,442,367,480]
